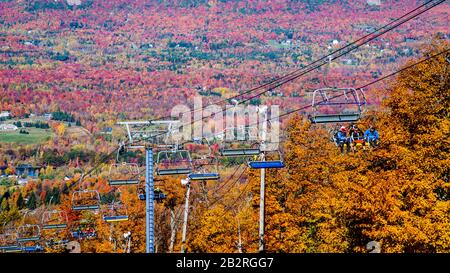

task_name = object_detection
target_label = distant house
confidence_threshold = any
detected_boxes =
[67,0,82,6]
[43,113,53,120]
[0,124,18,131]
[367,0,381,6]
[0,111,10,118]
[15,164,41,178]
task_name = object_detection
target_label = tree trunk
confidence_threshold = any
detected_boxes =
[169,208,177,253]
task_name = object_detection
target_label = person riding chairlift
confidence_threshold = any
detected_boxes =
[349,124,364,142]
[335,126,350,153]
[364,126,380,147]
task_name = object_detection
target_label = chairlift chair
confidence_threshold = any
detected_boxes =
[0,229,21,253]
[248,147,285,169]
[71,190,101,211]
[41,209,68,230]
[219,126,261,156]
[117,120,181,149]
[186,138,220,181]
[71,220,96,240]
[154,188,167,202]
[156,149,192,175]
[45,239,70,248]
[102,202,129,223]
[108,162,140,186]
[309,88,366,124]
[188,156,220,181]
[22,244,44,253]
[16,224,41,243]
[71,229,96,240]
[137,185,167,202]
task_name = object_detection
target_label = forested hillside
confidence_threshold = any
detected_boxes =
[1,42,448,252]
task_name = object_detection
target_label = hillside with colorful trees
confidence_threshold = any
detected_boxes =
[1,42,449,252]
[0,0,449,253]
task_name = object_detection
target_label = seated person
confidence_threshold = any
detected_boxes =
[349,125,365,143]
[335,126,350,153]
[364,126,380,147]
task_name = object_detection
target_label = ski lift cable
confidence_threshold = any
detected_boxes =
[199,48,448,240]
[149,0,443,122]
[247,48,449,127]
[48,2,446,222]
[149,0,445,140]
[67,48,447,201]
[239,0,445,106]
[188,167,248,232]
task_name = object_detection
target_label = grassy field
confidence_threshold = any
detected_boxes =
[0,127,52,144]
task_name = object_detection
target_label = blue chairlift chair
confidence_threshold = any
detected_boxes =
[309,88,366,124]
[156,149,192,175]
[71,190,101,211]
[108,162,140,186]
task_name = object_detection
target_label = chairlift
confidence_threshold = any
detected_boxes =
[16,224,41,243]
[102,202,129,223]
[117,120,181,149]
[248,147,285,169]
[188,156,220,181]
[154,188,167,202]
[156,149,192,175]
[309,88,366,124]
[71,190,101,211]
[185,138,220,181]
[108,162,140,186]
[71,220,96,240]
[219,126,260,157]
[0,229,21,253]
[41,209,68,230]
[22,244,44,253]
[45,239,70,248]
[137,186,167,202]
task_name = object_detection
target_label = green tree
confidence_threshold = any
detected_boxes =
[16,193,25,209]
[26,191,37,210]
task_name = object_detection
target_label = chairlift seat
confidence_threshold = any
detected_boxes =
[0,245,22,252]
[156,168,192,175]
[220,148,260,157]
[309,113,361,124]
[248,160,285,169]
[71,231,95,239]
[71,231,82,239]
[72,204,100,211]
[139,193,167,201]
[108,179,140,186]
[155,193,166,201]
[17,236,40,243]
[103,215,129,222]
[23,245,43,252]
[42,223,67,230]
[46,239,70,247]
[188,173,220,181]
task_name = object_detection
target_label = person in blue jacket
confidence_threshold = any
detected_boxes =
[335,126,350,153]
[364,126,380,147]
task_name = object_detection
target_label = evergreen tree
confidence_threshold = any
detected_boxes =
[16,193,25,209]
[26,192,37,210]
[52,187,61,204]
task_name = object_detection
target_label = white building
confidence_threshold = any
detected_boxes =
[367,0,381,6]
[0,124,18,131]
[0,111,10,118]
